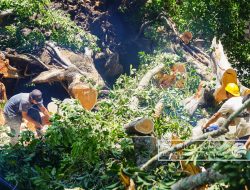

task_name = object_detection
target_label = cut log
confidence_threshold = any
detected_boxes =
[31,42,105,110]
[69,84,98,111]
[47,102,58,114]
[210,38,238,103]
[0,52,20,78]
[124,118,154,135]
[132,136,157,167]
[180,31,192,44]
[156,63,186,88]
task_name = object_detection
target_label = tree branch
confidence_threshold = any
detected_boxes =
[0,9,13,19]
[140,98,250,170]
[129,64,165,110]
[171,169,224,190]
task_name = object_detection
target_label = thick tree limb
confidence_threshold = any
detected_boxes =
[45,42,73,68]
[140,98,250,170]
[32,69,66,83]
[23,53,51,70]
[171,169,224,190]
[4,52,49,69]
[129,64,165,110]
[0,9,13,19]
[160,14,211,67]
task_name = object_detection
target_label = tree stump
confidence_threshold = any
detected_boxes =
[124,118,154,135]
[132,136,157,167]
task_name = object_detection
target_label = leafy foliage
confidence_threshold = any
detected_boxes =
[0,51,201,189]
[0,0,98,52]
[137,0,250,85]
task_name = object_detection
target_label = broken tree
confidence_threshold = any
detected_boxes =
[182,37,250,115]
[2,42,105,110]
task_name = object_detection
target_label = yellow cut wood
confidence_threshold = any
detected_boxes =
[119,170,136,190]
[214,68,237,103]
[180,31,193,44]
[171,135,202,175]
[0,54,19,78]
[70,84,98,110]
[156,64,186,88]
[0,110,5,125]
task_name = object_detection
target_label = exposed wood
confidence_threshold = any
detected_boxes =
[129,64,165,110]
[160,14,211,66]
[0,52,20,78]
[124,118,154,135]
[47,102,59,114]
[69,84,98,111]
[181,81,208,115]
[31,43,105,110]
[140,97,250,170]
[153,99,164,118]
[182,39,249,114]
[210,38,238,103]
[180,31,192,44]
[155,63,186,88]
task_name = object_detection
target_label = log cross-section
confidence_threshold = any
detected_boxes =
[124,118,154,135]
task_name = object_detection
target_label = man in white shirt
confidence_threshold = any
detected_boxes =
[203,83,250,147]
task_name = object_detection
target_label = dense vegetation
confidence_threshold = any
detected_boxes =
[0,0,249,189]
[135,0,250,85]
[0,0,98,52]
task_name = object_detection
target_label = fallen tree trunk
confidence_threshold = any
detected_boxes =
[182,38,250,115]
[171,169,224,190]
[124,117,154,135]
[140,97,250,170]
[3,42,105,110]
[129,64,165,110]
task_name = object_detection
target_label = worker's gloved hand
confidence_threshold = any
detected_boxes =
[202,125,219,133]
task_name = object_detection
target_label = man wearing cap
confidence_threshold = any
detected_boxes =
[202,83,250,143]
[202,83,241,131]
[3,89,50,144]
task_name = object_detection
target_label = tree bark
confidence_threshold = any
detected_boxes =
[129,64,165,110]
[171,169,224,190]
[132,136,157,167]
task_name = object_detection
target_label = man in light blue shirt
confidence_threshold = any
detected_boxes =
[4,89,50,144]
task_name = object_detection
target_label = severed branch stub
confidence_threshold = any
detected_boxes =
[140,98,250,171]
[124,117,154,136]
[124,118,156,167]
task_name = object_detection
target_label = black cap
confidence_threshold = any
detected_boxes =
[30,89,43,104]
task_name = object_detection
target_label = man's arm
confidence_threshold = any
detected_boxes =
[245,136,250,150]
[202,112,222,129]
[38,105,50,118]
[22,111,42,129]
